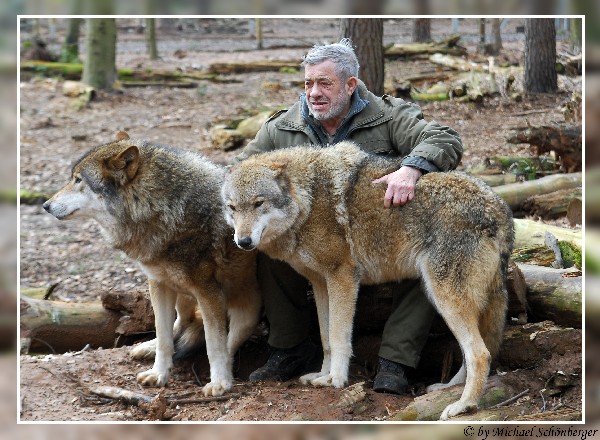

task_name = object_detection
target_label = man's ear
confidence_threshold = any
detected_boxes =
[107,145,140,183]
[346,76,358,96]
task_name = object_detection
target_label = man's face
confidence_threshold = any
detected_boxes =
[304,60,356,122]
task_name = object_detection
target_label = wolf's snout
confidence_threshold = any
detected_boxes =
[237,236,255,250]
[42,201,50,212]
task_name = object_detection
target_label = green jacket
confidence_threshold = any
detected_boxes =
[236,81,463,172]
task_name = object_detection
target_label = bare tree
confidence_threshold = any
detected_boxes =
[412,18,431,42]
[490,18,503,54]
[60,18,82,63]
[524,18,557,94]
[145,18,158,60]
[82,18,117,90]
[339,18,384,96]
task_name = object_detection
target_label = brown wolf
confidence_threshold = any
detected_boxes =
[43,132,261,396]
[221,141,513,419]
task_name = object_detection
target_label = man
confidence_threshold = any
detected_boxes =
[235,39,463,394]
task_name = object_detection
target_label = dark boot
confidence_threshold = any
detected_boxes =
[372,357,409,394]
[249,339,319,382]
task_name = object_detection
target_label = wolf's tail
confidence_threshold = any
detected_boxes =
[479,216,513,359]
[173,309,205,360]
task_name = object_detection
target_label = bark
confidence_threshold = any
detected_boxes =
[82,18,117,90]
[387,35,466,58]
[524,19,557,94]
[506,260,528,324]
[507,124,582,172]
[491,18,503,54]
[567,197,582,226]
[339,18,384,96]
[493,172,582,212]
[60,18,82,63]
[522,188,582,220]
[391,375,517,421]
[517,264,582,328]
[412,18,431,43]
[145,18,158,60]
[20,296,121,354]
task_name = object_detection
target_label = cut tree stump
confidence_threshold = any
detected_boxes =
[493,172,582,212]
[20,296,121,354]
[507,124,582,172]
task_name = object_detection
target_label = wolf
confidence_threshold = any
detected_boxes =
[43,132,262,396]
[221,141,514,419]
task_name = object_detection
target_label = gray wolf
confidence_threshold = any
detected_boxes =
[43,132,261,396]
[221,141,513,419]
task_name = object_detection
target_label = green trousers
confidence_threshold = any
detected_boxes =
[257,253,437,368]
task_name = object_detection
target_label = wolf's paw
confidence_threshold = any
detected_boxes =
[426,382,451,393]
[440,400,477,420]
[137,368,170,387]
[299,372,326,385]
[130,339,157,360]
[202,379,232,397]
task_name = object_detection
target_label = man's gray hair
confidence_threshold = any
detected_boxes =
[301,38,359,80]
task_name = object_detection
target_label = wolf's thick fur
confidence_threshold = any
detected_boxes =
[222,141,514,419]
[43,133,261,396]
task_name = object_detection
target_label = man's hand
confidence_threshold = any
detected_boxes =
[372,166,423,208]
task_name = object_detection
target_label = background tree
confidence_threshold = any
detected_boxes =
[412,18,431,42]
[339,18,384,96]
[524,18,557,94]
[145,18,158,60]
[60,18,82,63]
[490,18,503,54]
[82,18,117,90]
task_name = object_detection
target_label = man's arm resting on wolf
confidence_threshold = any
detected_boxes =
[372,97,463,208]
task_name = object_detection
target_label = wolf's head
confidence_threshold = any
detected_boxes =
[221,159,301,251]
[43,131,140,226]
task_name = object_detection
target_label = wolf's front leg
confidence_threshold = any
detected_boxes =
[196,285,233,397]
[306,271,358,388]
[300,280,331,384]
[137,280,176,387]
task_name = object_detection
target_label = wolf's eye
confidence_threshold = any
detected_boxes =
[254,200,264,208]
[74,177,82,184]
[228,204,236,212]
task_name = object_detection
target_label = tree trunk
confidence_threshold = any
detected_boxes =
[339,18,384,96]
[412,18,431,43]
[490,18,503,54]
[524,18,557,94]
[60,17,82,63]
[145,18,158,60]
[82,18,117,90]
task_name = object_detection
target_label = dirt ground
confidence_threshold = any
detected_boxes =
[18,18,582,422]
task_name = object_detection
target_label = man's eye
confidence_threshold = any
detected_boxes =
[228,204,236,212]
[254,200,264,208]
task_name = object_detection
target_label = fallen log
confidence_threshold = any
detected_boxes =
[207,60,299,74]
[390,375,517,421]
[513,218,582,249]
[385,34,467,58]
[473,173,518,187]
[517,264,582,328]
[567,197,582,226]
[507,124,582,172]
[493,172,582,212]
[522,188,582,220]
[20,296,121,354]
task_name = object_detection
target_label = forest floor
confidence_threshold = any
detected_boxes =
[18,18,582,422]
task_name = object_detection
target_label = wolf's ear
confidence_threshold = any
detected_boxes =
[269,161,289,187]
[116,131,130,141]
[107,145,140,183]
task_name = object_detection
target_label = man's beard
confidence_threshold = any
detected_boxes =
[308,88,350,121]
